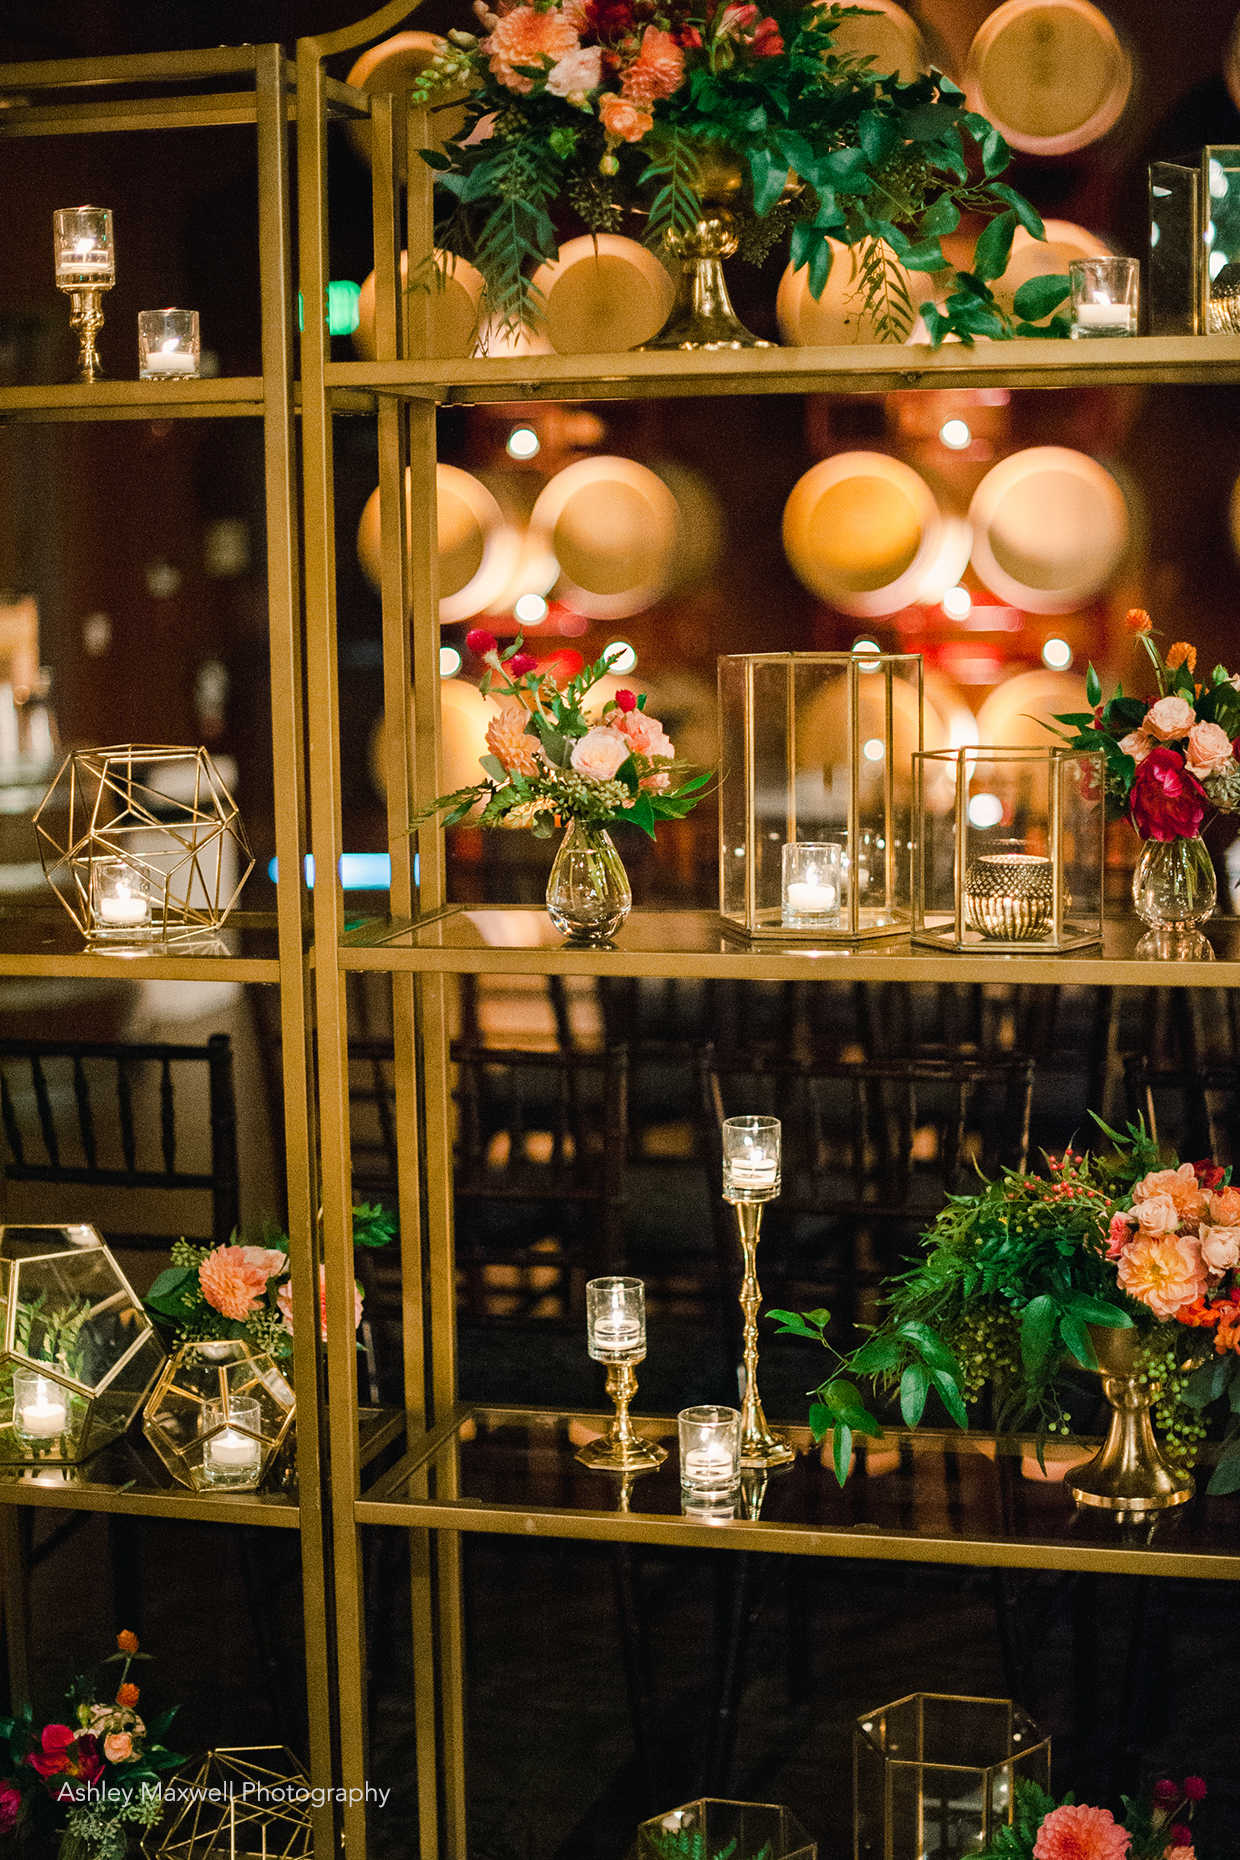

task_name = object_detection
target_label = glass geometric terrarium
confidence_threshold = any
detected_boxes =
[143,1746,313,1860]
[34,744,253,944]
[142,1340,294,1493]
[0,1224,165,1465]
[718,651,922,942]
[854,1693,1051,1860]
[636,1798,817,1860]
[911,745,1104,953]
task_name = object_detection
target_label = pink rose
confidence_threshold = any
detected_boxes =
[597,92,654,142]
[545,44,603,96]
[1208,1185,1240,1225]
[103,1732,133,1764]
[1144,694,1196,741]
[1133,1192,1180,1236]
[239,1245,289,1280]
[1200,1225,1240,1274]
[277,1266,363,1340]
[615,707,673,761]
[570,726,631,781]
[1106,1209,1135,1260]
[1116,1232,1207,1319]
[0,1781,20,1835]
[1184,719,1234,778]
[1118,729,1151,766]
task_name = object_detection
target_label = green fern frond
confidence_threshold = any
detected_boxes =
[854,233,915,342]
[639,131,705,251]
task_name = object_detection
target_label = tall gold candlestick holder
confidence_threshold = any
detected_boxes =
[723,1115,795,1469]
[576,1275,667,1475]
[53,207,115,383]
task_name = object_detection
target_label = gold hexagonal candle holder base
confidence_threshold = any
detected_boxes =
[142,1340,295,1494]
[0,1223,166,1465]
[34,744,254,945]
[143,1746,313,1860]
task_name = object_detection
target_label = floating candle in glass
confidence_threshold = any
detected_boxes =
[722,1114,781,1202]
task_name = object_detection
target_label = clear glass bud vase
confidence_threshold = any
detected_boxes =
[546,817,631,942]
[1132,834,1217,930]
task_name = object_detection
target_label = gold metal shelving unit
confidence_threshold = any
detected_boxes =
[0,42,363,1859]
[288,10,1240,1852]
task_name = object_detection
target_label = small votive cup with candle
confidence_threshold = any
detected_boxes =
[88,857,156,943]
[722,1114,781,1203]
[1070,256,1139,337]
[138,308,200,380]
[679,1404,741,1497]
[53,206,115,286]
[201,1397,263,1489]
[587,1276,646,1363]
[781,840,843,930]
[13,1370,70,1447]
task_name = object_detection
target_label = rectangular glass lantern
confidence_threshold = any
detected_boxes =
[911,746,1103,954]
[1203,148,1240,332]
[719,652,922,941]
[854,1694,1050,1860]
[638,1799,817,1860]
[1148,161,1201,335]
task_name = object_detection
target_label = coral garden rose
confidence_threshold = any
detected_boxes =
[239,1245,288,1280]
[1118,730,1151,766]
[597,92,654,141]
[1031,1801,1131,1860]
[1133,1192,1180,1236]
[621,26,684,102]
[1184,719,1234,779]
[1200,1225,1240,1274]
[1117,1232,1207,1320]
[570,725,631,780]
[615,707,673,761]
[1208,1185,1240,1225]
[1144,694,1196,741]
[0,1780,20,1836]
[198,1245,269,1322]
[545,43,602,96]
[103,1732,133,1764]
[277,1266,363,1340]
[1164,1848,1195,1860]
[1128,746,1207,842]
[484,6,581,92]
[1134,1163,1207,1221]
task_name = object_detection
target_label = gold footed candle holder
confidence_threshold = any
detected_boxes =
[1067,1325,1194,1514]
[578,1275,667,1475]
[66,288,108,382]
[576,1359,667,1474]
[53,206,115,383]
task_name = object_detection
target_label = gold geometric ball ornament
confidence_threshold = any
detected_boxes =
[0,1224,166,1465]
[142,1340,295,1494]
[143,1747,313,1860]
[34,744,254,943]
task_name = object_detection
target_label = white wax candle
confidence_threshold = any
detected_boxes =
[98,892,150,927]
[727,1156,778,1188]
[683,1445,736,1483]
[142,351,195,377]
[593,1315,641,1350]
[207,1428,261,1471]
[785,879,838,914]
[59,254,112,275]
[18,1392,68,1437]
[1073,302,1134,329]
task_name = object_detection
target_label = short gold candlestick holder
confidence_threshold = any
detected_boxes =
[576,1275,667,1476]
[66,287,109,382]
[53,207,115,383]
[723,1115,795,1470]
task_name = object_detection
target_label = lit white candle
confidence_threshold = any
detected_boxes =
[142,347,195,377]
[592,1313,641,1352]
[785,879,838,915]
[206,1428,261,1473]
[727,1153,778,1189]
[1073,302,1134,330]
[98,889,150,927]
[683,1445,736,1484]
[17,1388,68,1438]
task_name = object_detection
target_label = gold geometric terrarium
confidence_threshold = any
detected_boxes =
[0,1223,166,1465]
[143,1746,313,1860]
[142,1340,295,1493]
[636,1799,817,1860]
[34,744,253,944]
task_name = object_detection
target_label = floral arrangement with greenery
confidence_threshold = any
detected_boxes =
[1051,613,1240,843]
[416,630,710,840]
[772,1119,1240,1491]
[977,1774,1205,1860]
[143,1204,393,1363]
[0,1630,182,1860]
[413,0,1070,343]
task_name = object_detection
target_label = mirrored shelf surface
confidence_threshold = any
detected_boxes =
[0,1435,299,1524]
[0,907,284,980]
[358,1406,1240,1578]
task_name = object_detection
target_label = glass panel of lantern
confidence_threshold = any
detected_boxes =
[910,745,1104,953]
[717,651,923,941]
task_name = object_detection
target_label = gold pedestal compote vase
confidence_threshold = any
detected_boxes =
[577,1275,667,1475]
[723,1115,794,1469]
[642,156,774,352]
[1067,1324,1194,1514]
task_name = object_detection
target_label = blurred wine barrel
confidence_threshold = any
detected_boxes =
[968,447,1129,612]
[530,457,680,619]
[529,235,676,354]
[357,466,521,623]
[776,239,918,345]
[992,218,1111,312]
[782,451,943,615]
[964,0,1132,156]
[354,250,485,361]
[345,32,468,163]
[825,0,930,79]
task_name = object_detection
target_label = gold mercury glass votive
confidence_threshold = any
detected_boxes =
[962,851,1055,941]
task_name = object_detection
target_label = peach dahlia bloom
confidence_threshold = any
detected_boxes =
[621,27,685,103]
[1032,1802,1131,1860]
[1116,1232,1207,1320]
[597,93,654,141]
[484,7,581,92]
[199,1245,270,1321]
[486,702,540,776]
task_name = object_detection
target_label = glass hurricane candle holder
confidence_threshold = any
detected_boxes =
[1069,256,1139,336]
[53,206,114,382]
[781,841,843,930]
[722,1114,781,1201]
[678,1404,741,1496]
[721,1116,793,1470]
[577,1277,666,1475]
[88,856,156,944]
[200,1396,263,1490]
[637,1800,816,1860]
[13,1369,70,1446]
[138,308,200,380]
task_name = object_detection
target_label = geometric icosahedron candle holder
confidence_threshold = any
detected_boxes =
[142,1746,313,1860]
[142,1340,295,1494]
[0,1223,166,1465]
[33,744,253,944]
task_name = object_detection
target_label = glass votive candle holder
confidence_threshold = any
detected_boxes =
[679,1405,741,1495]
[201,1397,263,1489]
[1069,256,1139,337]
[962,846,1055,941]
[13,1370,70,1446]
[722,1114,781,1202]
[138,308,200,379]
[781,840,843,929]
[88,857,156,943]
[586,1276,646,1363]
[53,206,115,287]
